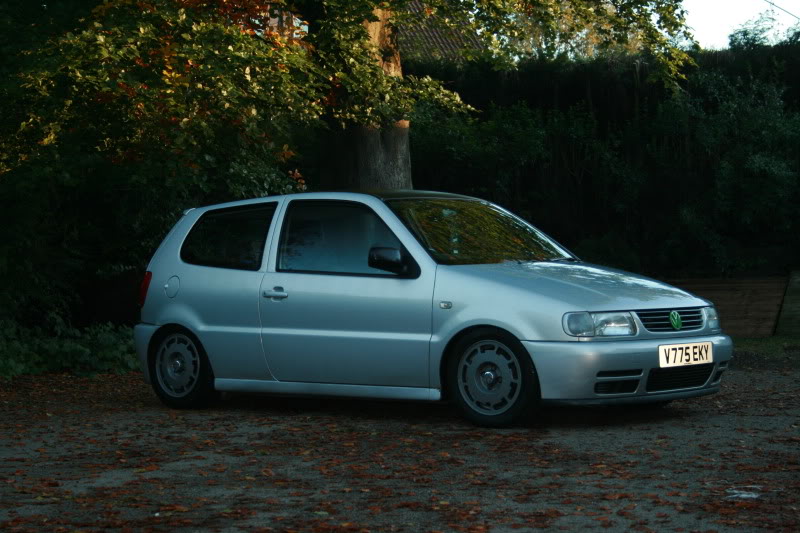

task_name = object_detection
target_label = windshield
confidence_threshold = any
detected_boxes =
[386,198,573,265]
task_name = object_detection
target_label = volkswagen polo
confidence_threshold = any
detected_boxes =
[135,191,732,426]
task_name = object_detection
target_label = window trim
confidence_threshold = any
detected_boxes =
[276,199,420,279]
[180,203,278,271]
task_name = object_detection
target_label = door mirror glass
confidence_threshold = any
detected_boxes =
[368,247,407,275]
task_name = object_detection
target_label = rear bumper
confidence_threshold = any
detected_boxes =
[133,323,159,384]
[522,334,732,404]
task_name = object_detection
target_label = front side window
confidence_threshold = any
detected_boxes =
[387,198,571,265]
[278,201,403,275]
[181,204,277,270]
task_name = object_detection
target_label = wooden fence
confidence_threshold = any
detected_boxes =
[666,277,789,338]
[776,272,800,337]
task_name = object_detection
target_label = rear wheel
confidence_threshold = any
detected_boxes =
[149,330,215,408]
[447,328,539,427]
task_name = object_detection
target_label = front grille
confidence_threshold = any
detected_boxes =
[646,363,714,392]
[636,307,704,332]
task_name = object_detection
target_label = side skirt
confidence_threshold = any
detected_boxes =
[215,379,442,402]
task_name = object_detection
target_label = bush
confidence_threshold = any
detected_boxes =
[408,44,800,277]
[0,321,137,379]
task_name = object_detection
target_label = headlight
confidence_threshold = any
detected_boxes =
[563,312,594,337]
[703,307,720,330]
[563,311,636,337]
[592,312,636,336]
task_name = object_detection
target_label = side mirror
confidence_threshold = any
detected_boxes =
[368,247,408,275]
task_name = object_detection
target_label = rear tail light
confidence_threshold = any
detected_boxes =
[138,271,153,308]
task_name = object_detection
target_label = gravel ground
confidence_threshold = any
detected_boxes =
[1,351,798,532]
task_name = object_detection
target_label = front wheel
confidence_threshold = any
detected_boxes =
[447,328,539,427]
[149,330,215,409]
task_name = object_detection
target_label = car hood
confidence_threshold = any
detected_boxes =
[442,261,709,311]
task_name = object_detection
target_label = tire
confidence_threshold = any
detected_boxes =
[149,329,216,409]
[447,328,540,427]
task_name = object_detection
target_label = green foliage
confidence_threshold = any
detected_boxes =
[0,0,734,352]
[394,0,693,80]
[635,67,800,275]
[0,321,137,379]
[572,234,642,273]
[410,95,639,263]
[728,12,776,50]
[411,102,547,211]
[407,39,800,277]
[1,0,323,326]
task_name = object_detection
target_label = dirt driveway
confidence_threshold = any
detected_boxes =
[1,354,799,532]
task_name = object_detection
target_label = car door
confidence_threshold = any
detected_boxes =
[258,199,434,387]
[176,201,279,380]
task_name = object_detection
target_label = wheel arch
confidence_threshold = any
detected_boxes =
[147,323,215,378]
[437,324,537,401]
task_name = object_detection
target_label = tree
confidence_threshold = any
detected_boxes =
[0,0,693,327]
[4,1,693,191]
[296,0,695,189]
[728,11,776,50]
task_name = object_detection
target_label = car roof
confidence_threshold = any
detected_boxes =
[189,190,478,213]
[360,189,475,201]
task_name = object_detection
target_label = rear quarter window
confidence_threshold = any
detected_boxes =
[180,204,277,270]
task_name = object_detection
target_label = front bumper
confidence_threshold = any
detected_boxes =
[522,334,732,405]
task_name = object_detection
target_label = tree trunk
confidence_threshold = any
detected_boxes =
[320,8,413,190]
[352,119,411,189]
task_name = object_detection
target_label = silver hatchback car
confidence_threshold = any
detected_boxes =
[135,191,732,426]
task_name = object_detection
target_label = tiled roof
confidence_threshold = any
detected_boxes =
[397,0,484,61]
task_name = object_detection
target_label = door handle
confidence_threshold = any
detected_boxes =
[263,287,288,300]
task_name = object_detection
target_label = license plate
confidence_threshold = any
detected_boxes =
[658,342,713,368]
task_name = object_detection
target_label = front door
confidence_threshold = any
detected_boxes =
[258,200,434,387]
[177,202,279,380]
